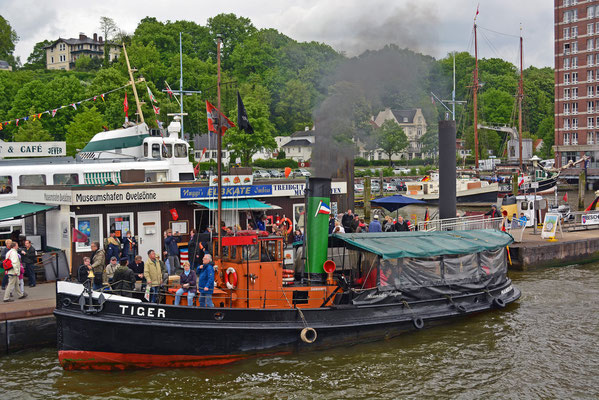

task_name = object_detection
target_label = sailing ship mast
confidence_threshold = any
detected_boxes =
[122,43,144,124]
[216,35,223,256]
[518,29,524,171]
[473,21,479,169]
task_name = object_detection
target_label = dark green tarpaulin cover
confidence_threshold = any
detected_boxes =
[0,202,57,221]
[332,229,513,259]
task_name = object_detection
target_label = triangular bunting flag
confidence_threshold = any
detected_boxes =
[71,103,77,110]
[101,94,105,102]
[147,87,157,103]
[52,109,57,117]
[153,105,160,115]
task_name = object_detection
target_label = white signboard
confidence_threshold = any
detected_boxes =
[0,141,66,158]
[582,212,599,226]
[541,213,562,239]
[530,182,539,189]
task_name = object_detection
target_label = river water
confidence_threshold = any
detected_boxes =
[1,262,598,399]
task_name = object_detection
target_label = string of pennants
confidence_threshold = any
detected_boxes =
[0,81,158,131]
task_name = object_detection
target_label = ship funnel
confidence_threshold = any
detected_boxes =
[305,177,331,278]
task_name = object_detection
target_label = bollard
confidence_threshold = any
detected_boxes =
[578,170,586,211]
[364,176,371,222]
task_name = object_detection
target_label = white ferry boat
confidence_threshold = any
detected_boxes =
[0,119,194,235]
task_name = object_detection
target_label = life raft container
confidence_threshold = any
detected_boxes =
[225,267,238,290]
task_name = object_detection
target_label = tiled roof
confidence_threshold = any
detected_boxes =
[282,139,313,147]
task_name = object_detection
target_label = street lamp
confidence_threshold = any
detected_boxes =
[530,155,541,234]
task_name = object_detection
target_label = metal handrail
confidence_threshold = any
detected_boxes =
[417,216,504,232]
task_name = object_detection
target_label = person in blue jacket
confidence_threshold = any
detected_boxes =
[197,254,215,307]
[164,229,181,275]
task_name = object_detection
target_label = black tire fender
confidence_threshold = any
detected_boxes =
[493,297,506,309]
[412,317,424,330]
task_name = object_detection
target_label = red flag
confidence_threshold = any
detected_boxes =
[153,105,160,115]
[124,92,129,120]
[72,228,88,243]
[170,208,179,221]
[563,192,568,202]
[206,101,235,136]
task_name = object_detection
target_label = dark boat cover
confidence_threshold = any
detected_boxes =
[333,229,513,259]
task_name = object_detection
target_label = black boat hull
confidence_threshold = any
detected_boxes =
[55,280,520,370]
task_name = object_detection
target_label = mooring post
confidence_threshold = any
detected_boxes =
[439,120,457,219]
[578,170,586,211]
[364,176,371,222]
[512,173,519,196]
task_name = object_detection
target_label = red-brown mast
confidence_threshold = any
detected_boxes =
[216,35,223,257]
[518,32,524,171]
[474,21,479,169]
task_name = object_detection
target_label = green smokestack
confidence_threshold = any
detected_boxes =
[306,177,331,275]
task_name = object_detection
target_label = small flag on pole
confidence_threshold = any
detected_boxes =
[563,192,568,202]
[165,81,174,98]
[124,92,129,121]
[237,91,254,134]
[153,105,160,115]
[72,228,89,243]
[314,200,331,217]
[52,109,57,117]
[206,101,235,136]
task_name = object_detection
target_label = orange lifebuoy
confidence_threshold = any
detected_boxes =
[283,269,294,274]
[279,217,293,234]
[225,267,237,290]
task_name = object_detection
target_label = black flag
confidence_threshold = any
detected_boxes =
[237,91,254,134]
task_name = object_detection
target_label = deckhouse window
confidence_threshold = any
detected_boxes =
[152,143,160,159]
[53,173,79,185]
[143,143,148,157]
[174,143,187,158]
[20,174,46,186]
[162,144,172,158]
[0,176,13,194]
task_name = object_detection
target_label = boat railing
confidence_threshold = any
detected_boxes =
[417,215,503,232]
[91,282,330,309]
[563,210,599,231]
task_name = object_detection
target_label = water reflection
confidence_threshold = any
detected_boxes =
[1,263,598,399]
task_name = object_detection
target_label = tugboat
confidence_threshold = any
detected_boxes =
[54,177,520,370]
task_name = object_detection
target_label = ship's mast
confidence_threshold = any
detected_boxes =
[216,35,223,257]
[473,22,479,169]
[518,30,524,171]
[122,43,144,124]
[179,32,184,140]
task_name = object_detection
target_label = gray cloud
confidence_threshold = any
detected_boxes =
[2,0,553,67]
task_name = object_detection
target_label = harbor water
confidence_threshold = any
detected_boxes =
[1,262,598,399]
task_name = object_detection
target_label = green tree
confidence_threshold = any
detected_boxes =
[207,13,256,66]
[65,106,106,155]
[0,16,18,68]
[377,120,408,166]
[537,116,555,159]
[224,84,276,166]
[14,110,52,142]
[273,79,312,134]
[75,55,102,71]
[23,40,51,70]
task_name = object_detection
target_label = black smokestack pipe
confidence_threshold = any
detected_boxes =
[439,120,457,220]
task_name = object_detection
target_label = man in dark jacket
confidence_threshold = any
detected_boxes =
[485,204,499,218]
[104,230,121,264]
[341,209,353,232]
[187,229,205,269]
[350,215,360,233]
[90,242,106,290]
[20,240,36,287]
[175,262,197,306]
[394,216,410,232]
[130,255,146,290]
[164,229,181,275]
[77,257,92,285]
[111,258,137,297]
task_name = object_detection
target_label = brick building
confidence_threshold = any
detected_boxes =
[554,0,599,168]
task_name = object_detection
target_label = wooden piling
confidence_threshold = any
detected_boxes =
[364,177,371,222]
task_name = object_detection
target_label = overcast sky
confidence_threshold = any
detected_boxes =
[2,0,553,68]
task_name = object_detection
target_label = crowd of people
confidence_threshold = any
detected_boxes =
[76,227,216,307]
[331,209,413,234]
[2,238,37,302]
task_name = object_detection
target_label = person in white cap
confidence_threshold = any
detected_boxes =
[368,214,382,232]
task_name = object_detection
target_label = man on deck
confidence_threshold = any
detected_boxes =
[368,215,382,232]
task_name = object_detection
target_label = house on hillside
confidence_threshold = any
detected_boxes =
[193,133,233,165]
[276,127,315,162]
[45,33,121,70]
[456,139,471,158]
[0,60,12,71]
[372,108,428,160]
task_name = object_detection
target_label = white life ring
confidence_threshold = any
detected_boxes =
[225,267,237,290]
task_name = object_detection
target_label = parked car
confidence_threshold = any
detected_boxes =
[269,169,283,178]
[371,183,381,193]
[253,170,271,179]
[354,183,364,193]
[393,168,411,175]
[298,168,311,177]
[390,178,406,191]
[382,183,395,192]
